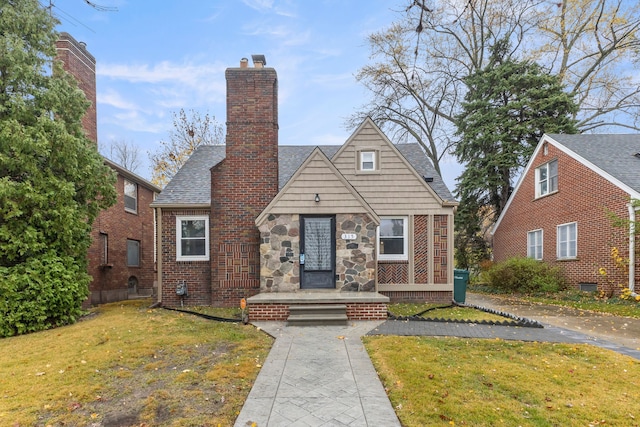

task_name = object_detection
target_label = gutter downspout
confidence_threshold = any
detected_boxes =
[628,203,636,296]
[156,207,163,304]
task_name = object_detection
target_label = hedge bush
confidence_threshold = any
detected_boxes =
[0,253,89,337]
[486,256,567,294]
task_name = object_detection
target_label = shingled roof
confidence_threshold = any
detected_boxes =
[547,134,640,195]
[152,143,453,207]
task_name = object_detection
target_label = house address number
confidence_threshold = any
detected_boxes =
[341,233,357,240]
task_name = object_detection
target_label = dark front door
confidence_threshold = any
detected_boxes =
[300,216,335,289]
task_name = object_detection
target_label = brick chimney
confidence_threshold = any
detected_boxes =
[55,32,97,144]
[210,55,279,306]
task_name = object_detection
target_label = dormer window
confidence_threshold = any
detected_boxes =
[361,151,375,170]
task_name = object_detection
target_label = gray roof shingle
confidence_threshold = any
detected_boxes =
[547,134,640,194]
[153,143,453,206]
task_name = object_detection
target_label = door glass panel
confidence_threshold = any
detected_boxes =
[304,218,332,271]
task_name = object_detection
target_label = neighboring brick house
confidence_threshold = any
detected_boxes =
[493,134,640,295]
[151,56,457,320]
[56,33,161,305]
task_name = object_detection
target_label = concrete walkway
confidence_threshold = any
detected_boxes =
[234,321,401,427]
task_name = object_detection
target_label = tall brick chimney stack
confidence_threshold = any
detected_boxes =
[55,32,98,144]
[210,55,279,306]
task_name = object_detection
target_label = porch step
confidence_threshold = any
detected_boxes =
[287,304,348,326]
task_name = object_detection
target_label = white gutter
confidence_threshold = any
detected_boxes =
[628,203,637,296]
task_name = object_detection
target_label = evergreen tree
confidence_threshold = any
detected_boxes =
[0,0,116,336]
[453,40,578,268]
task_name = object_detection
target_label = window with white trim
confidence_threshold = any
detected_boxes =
[527,229,543,260]
[535,159,558,197]
[124,179,138,213]
[557,222,577,259]
[360,151,376,171]
[176,216,209,261]
[378,217,408,261]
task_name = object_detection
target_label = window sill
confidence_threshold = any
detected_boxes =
[99,263,113,270]
[556,257,578,262]
[533,189,559,201]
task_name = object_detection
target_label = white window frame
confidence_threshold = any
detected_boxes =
[176,215,210,261]
[377,216,408,261]
[124,179,138,213]
[360,151,376,171]
[535,159,558,198]
[557,222,577,260]
[527,229,543,260]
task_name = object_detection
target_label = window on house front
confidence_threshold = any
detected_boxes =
[535,159,558,197]
[176,216,209,261]
[124,179,137,213]
[378,217,408,261]
[127,239,140,267]
[360,151,376,171]
[527,229,543,260]
[557,222,577,259]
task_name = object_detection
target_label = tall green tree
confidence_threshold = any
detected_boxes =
[453,40,578,268]
[0,0,116,336]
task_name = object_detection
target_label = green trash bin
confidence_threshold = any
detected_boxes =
[453,269,469,304]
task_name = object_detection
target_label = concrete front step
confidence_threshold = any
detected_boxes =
[287,304,348,326]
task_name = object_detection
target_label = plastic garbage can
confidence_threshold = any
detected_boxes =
[453,269,469,304]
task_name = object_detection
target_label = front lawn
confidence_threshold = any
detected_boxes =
[388,303,509,322]
[0,299,272,426]
[365,335,640,426]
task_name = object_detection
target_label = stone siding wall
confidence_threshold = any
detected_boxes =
[258,213,376,291]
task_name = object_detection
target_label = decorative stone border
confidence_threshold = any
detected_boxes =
[387,301,544,328]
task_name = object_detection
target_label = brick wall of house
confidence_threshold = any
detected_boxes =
[493,140,632,291]
[87,174,158,305]
[55,33,97,144]
[160,209,212,306]
[209,59,279,307]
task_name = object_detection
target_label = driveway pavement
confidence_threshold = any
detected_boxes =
[465,292,640,353]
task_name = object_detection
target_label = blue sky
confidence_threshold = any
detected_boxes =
[51,0,461,190]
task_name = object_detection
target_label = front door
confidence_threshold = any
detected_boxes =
[300,216,335,289]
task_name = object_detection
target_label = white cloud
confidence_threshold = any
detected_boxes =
[98,89,139,111]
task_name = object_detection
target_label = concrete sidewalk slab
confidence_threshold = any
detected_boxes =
[234,321,401,427]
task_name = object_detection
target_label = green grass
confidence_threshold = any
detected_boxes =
[0,299,272,427]
[388,303,510,322]
[365,335,640,426]
[470,285,640,318]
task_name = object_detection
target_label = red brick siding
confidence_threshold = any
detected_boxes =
[210,66,279,307]
[378,261,409,284]
[346,303,388,320]
[247,303,387,321]
[433,215,449,284]
[87,173,158,305]
[493,140,632,290]
[414,215,429,283]
[381,291,451,303]
[160,209,211,306]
